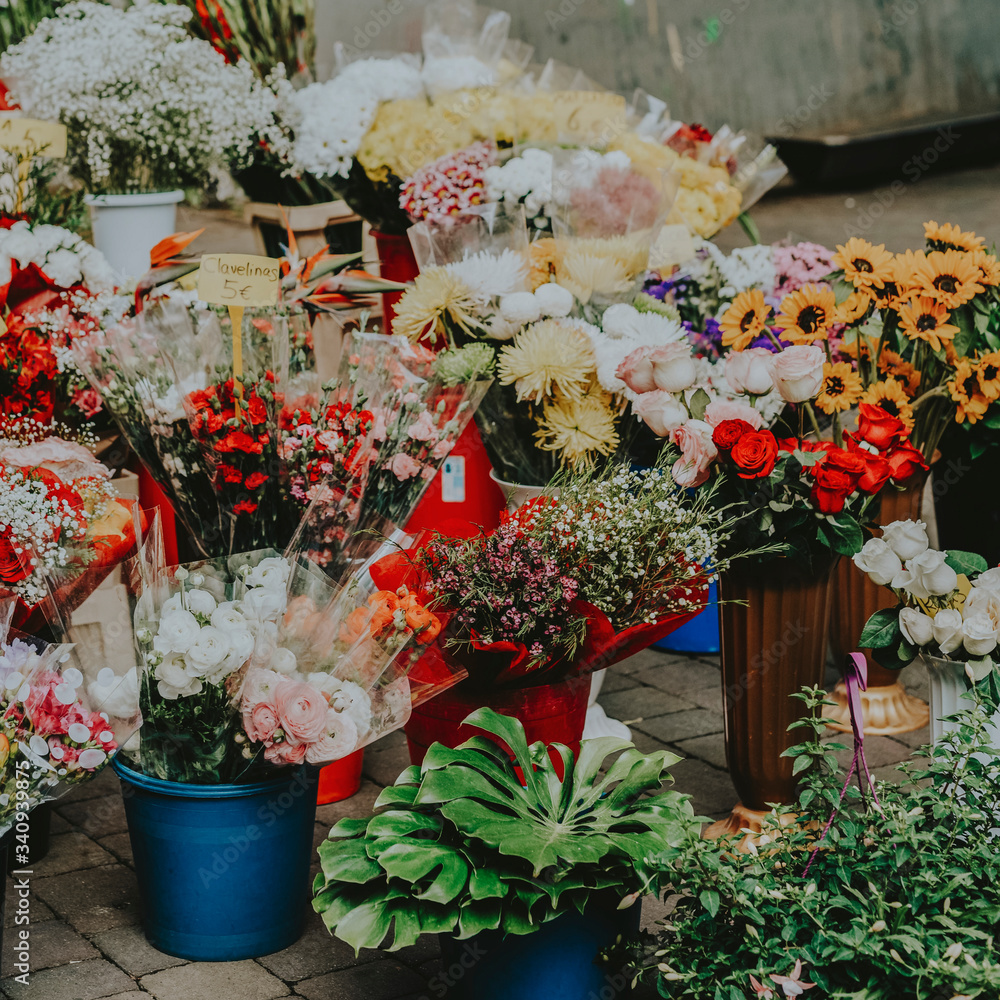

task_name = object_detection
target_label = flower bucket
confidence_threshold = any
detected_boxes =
[371,229,420,332]
[86,190,185,278]
[404,675,590,768]
[438,892,640,1000]
[488,471,555,513]
[924,654,1000,748]
[655,580,720,654]
[316,749,364,805]
[113,759,318,961]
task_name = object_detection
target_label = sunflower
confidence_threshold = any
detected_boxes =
[772,284,836,345]
[719,289,771,350]
[529,238,561,290]
[860,379,915,428]
[896,296,960,352]
[969,250,1000,288]
[815,362,863,414]
[835,289,873,324]
[877,349,921,395]
[976,350,1000,401]
[497,319,596,402]
[534,390,620,466]
[912,249,984,309]
[392,268,481,344]
[923,220,986,254]
[833,237,895,289]
[949,359,991,424]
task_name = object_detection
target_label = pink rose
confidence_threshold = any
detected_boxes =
[387,453,422,480]
[671,419,717,488]
[633,390,687,437]
[264,741,307,765]
[73,388,103,419]
[770,345,825,403]
[244,702,279,743]
[649,343,697,393]
[724,347,775,396]
[406,410,439,442]
[273,680,328,745]
[616,346,658,394]
[704,398,763,429]
[303,712,360,765]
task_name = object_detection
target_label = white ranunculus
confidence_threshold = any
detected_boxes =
[881,520,929,562]
[899,608,934,647]
[184,627,232,676]
[931,608,965,654]
[891,550,959,601]
[272,648,297,674]
[161,593,184,615]
[185,588,218,617]
[156,655,200,700]
[962,614,999,657]
[853,538,903,587]
[242,588,286,622]
[88,668,140,720]
[211,601,248,631]
[243,557,290,591]
[154,609,201,654]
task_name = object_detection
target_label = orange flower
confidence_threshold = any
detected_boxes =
[815,362,862,414]
[860,379,914,429]
[969,250,1000,288]
[529,238,560,290]
[977,351,1000,401]
[923,220,985,253]
[835,289,872,324]
[949,359,991,424]
[719,289,771,350]
[896,296,960,352]
[877,349,921,395]
[833,237,895,289]
[912,249,984,308]
[772,284,836,345]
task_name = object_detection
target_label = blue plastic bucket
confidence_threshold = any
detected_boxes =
[438,894,641,1000]
[655,579,720,654]
[113,759,318,961]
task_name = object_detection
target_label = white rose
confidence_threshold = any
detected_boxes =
[899,608,934,647]
[891,550,959,601]
[963,587,1000,628]
[244,557,290,591]
[498,292,541,326]
[533,282,574,318]
[723,348,775,396]
[881,520,929,561]
[962,614,998,657]
[770,345,825,403]
[154,610,201,654]
[87,668,140,720]
[973,567,1000,595]
[633,390,688,438]
[650,345,697,394]
[242,588,286,622]
[853,538,903,587]
[931,608,965,654]
[185,588,218,617]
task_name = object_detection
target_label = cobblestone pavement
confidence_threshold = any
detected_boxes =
[0,646,931,1000]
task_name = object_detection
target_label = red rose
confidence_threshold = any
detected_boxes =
[855,403,905,452]
[809,449,867,514]
[886,442,928,482]
[778,438,836,455]
[730,429,779,480]
[0,530,29,583]
[712,419,755,452]
[245,472,268,490]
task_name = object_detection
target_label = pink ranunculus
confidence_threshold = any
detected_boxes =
[704,398,763,429]
[431,438,453,460]
[387,452,422,480]
[649,343,697,393]
[244,702,279,744]
[724,347,775,396]
[303,712,360,765]
[616,346,658,394]
[273,680,328,745]
[770,345,825,403]
[264,741,307,765]
[406,410,439,442]
[670,419,718,488]
[633,390,687,438]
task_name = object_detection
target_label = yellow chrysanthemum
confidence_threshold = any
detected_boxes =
[554,236,646,303]
[976,351,1000,401]
[529,238,561,290]
[534,390,620,466]
[497,320,596,402]
[896,296,960,352]
[391,268,481,344]
[815,362,863,414]
[719,289,770,350]
[860,379,915,429]
[923,220,985,254]
[912,249,984,309]
[833,237,896,290]
[772,284,837,345]
[949,359,991,425]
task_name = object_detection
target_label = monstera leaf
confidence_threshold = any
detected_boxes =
[313,709,695,953]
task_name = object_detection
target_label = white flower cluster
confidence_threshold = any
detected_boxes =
[287,58,423,179]
[854,522,1000,663]
[146,557,291,701]
[0,221,115,292]
[2,2,280,191]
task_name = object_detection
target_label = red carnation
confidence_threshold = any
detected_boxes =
[245,472,268,490]
[214,430,265,455]
[712,418,754,452]
[855,403,905,452]
[730,429,779,480]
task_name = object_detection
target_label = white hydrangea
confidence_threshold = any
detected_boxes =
[0,221,114,292]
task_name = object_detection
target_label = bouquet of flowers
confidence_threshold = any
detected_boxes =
[1,2,282,193]
[371,463,736,689]
[855,523,999,673]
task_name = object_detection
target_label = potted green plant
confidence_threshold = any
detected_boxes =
[313,709,696,1000]
[627,687,1000,999]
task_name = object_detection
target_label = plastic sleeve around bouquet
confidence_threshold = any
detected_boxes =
[408,203,530,274]
[421,0,512,97]
[707,125,788,213]
[0,599,140,841]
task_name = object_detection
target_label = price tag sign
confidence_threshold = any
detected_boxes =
[0,115,67,157]
[552,91,627,143]
[197,254,281,418]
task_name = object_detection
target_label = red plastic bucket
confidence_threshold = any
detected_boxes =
[316,749,364,805]
[372,229,420,331]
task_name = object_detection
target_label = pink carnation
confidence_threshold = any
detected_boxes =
[387,453,422,481]
[400,141,497,224]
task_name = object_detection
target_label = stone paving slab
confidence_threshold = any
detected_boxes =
[2,957,135,1000]
[140,961,289,1000]
[89,926,187,977]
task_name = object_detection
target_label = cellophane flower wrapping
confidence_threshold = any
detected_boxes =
[420,0,512,97]
[0,599,140,842]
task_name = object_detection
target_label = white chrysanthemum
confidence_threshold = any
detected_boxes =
[499,291,541,325]
[602,303,686,344]
[533,282,574,318]
[444,248,528,301]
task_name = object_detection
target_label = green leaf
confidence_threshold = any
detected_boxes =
[332,899,393,951]
[317,839,381,884]
[377,843,469,905]
[945,550,989,577]
[818,514,863,556]
[859,609,901,650]
[688,387,711,420]
[699,888,720,918]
